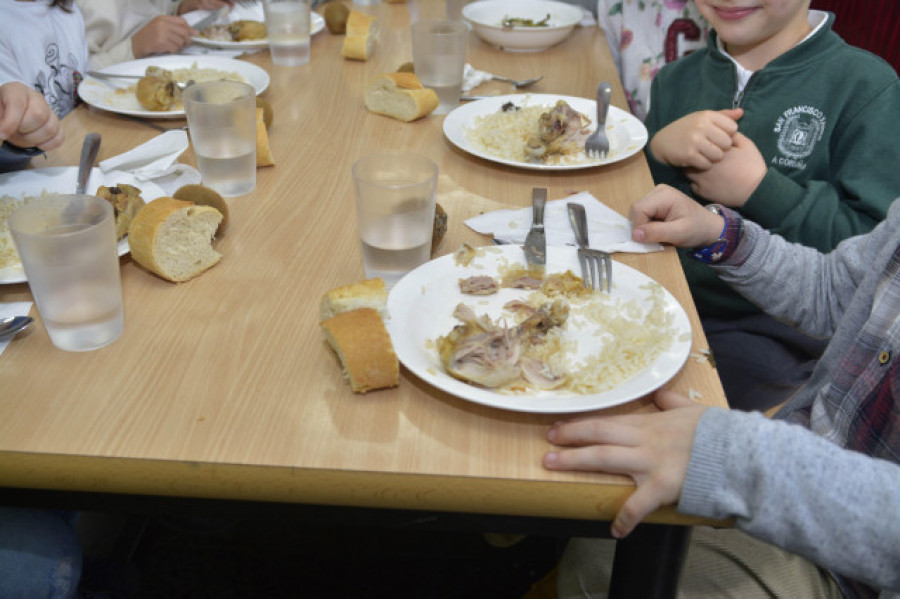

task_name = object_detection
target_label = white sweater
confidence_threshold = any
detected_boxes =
[76,0,183,69]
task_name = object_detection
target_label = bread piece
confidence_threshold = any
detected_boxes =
[172,184,229,233]
[341,10,378,60]
[255,107,275,167]
[128,197,223,282]
[321,308,399,393]
[364,73,438,122]
[319,277,387,321]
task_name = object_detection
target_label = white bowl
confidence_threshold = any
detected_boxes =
[462,0,583,52]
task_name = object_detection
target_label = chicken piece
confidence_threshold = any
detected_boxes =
[96,183,145,240]
[524,100,591,163]
[501,268,543,290]
[228,20,267,41]
[135,67,180,111]
[459,275,499,295]
[200,24,232,41]
[520,356,567,389]
[437,301,568,389]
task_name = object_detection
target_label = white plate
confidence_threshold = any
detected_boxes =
[0,167,166,284]
[387,245,692,413]
[79,55,270,119]
[463,0,582,52]
[190,12,326,49]
[443,94,648,171]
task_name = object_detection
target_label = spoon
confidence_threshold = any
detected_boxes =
[76,132,101,195]
[0,316,33,340]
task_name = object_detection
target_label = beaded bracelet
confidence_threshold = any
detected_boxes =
[691,204,739,264]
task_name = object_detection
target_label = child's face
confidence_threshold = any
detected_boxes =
[694,0,811,65]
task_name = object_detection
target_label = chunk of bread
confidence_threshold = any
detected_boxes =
[319,277,387,321]
[255,107,275,167]
[321,308,399,393]
[127,197,223,282]
[341,11,378,60]
[364,73,438,122]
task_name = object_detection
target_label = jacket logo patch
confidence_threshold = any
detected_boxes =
[772,105,826,170]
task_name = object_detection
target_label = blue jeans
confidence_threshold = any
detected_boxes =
[0,507,82,599]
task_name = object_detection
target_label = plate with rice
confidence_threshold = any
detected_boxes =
[191,12,326,49]
[443,94,648,171]
[387,245,691,413]
[0,167,166,284]
[79,55,270,119]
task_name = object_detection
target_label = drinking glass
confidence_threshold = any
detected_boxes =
[263,0,311,66]
[9,194,124,351]
[184,80,257,197]
[352,153,438,288]
[411,19,468,115]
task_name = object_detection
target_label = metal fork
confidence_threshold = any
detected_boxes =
[567,202,612,292]
[584,81,611,159]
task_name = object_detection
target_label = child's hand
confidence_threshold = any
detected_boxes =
[0,82,64,150]
[131,16,195,58]
[687,132,766,207]
[649,108,743,170]
[630,185,726,248]
[543,390,706,538]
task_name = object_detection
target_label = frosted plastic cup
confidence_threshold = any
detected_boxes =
[263,0,311,66]
[411,19,468,115]
[9,194,124,352]
[352,153,438,288]
[446,0,470,21]
[184,80,257,197]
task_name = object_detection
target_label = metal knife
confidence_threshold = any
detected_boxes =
[191,6,229,32]
[523,187,547,271]
[76,133,101,195]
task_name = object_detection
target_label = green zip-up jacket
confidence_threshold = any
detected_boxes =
[645,11,900,318]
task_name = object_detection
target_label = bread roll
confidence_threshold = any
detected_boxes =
[341,10,378,60]
[319,277,387,321]
[364,73,438,122]
[255,107,275,167]
[128,197,223,282]
[321,308,399,393]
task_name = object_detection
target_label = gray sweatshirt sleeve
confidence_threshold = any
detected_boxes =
[711,214,892,340]
[679,408,900,592]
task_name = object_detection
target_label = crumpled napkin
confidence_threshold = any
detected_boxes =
[98,130,201,196]
[462,64,493,92]
[0,301,33,357]
[465,191,663,254]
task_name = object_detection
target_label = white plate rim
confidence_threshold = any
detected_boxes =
[78,55,270,119]
[387,245,692,414]
[462,0,583,31]
[190,12,326,49]
[443,94,648,171]
[0,167,166,284]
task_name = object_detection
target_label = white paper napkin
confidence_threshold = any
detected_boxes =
[0,301,33,357]
[462,64,493,92]
[98,130,201,196]
[465,191,663,254]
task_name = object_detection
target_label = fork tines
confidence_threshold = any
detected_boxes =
[578,249,612,293]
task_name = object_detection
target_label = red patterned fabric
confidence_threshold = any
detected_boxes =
[811,0,900,72]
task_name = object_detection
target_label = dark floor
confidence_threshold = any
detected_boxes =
[78,510,564,598]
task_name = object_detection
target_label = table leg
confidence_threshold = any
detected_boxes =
[609,524,693,599]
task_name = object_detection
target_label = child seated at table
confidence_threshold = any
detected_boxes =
[547,184,900,598]
[77,0,235,69]
[0,0,89,119]
[642,0,900,411]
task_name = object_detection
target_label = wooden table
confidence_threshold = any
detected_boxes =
[0,1,727,595]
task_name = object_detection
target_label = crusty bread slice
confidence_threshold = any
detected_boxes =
[321,308,399,393]
[255,107,275,167]
[128,197,222,283]
[341,10,378,60]
[319,277,387,321]
[364,73,438,122]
